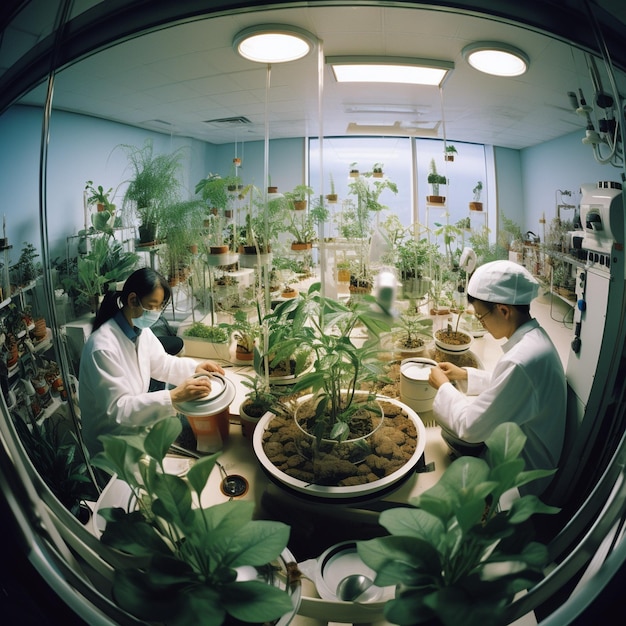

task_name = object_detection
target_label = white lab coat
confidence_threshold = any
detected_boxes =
[433,319,567,494]
[79,318,199,456]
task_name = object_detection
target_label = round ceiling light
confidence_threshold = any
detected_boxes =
[233,25,315,63]
[462,42,529,77]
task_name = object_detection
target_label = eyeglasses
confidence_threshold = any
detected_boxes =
[474,308,494,325]
[140,300,166,312]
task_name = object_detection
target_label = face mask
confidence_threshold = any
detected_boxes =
[132,301,162,329]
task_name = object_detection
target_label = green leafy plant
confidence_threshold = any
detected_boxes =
[183,321,230,343]
[13,413,98,519]
[121,139,184,233]
[13,241,40,285]
[231,308,260,354]
[445,144,458,154]
[284,183,314,204]
[85,180,114,209]
[264,282,392,443]
[473,180,483,202]
[427,158,447,194]
[91,418,294,626]
[240,372,287,419]
[391,312,433,350]
[357,422,559,626]
[195,172,241,211]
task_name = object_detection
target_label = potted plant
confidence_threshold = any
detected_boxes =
[13,241,40,286]
[388,312,434,358]
[239,372,286,438]
[285,183,314,211]
[395,233,438,300]
[434,305,473,352]
[90,418,299,626]
[231,308,260,362]
[287,208,316,250]
[427,158,447,204]
[159,199,206,282]
[85,180,114,211]
[195,172,240,213]
[372,162,384,177]
[12,412,98,522]
[470,180,484,211]
[264,282,392,447]
[121,139,184,244]
[349,162,360,178]
[444,144,458,161]
[356,421,559,626]
[181,321,232,361]
[326,173,338,203]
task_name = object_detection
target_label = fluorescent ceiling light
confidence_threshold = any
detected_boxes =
[327,56,453,86]
[462,42,529,77]
[346,121,441,137]
[233,24,315,63]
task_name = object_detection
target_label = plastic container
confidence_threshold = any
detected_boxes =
[400,357,438,413]
[173,373,235,453]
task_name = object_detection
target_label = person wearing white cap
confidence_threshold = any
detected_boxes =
[428,260,567,495]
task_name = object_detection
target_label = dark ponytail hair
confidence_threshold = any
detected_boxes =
[92,268,171,332]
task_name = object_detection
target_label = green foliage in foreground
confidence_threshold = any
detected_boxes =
[92,418,293,626]
[357,422,559,626]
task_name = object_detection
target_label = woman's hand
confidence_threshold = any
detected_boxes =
[195,360,225,376]
[428,362,467,389]
[170,375,213,404]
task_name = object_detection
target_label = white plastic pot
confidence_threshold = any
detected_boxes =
[399,357,438,413]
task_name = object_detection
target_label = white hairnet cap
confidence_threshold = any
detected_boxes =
[468,260,539,305]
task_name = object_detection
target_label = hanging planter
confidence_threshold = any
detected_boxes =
[326,193,338,203]
[293,200,307,210]
[469,201,483,211]
[291,241,312,251]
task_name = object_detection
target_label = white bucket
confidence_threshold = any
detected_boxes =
[400,358,438,413]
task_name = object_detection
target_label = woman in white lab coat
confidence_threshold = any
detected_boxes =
[79,267,224,458]
[428,260,567,495]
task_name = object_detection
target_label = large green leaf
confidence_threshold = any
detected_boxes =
[144,417,182,462]
[151,473,194,530]
[186,452,221,495]
[358,535,442,586]
[221,580,294,623]
[100,510,172,557]
[484,422,526,467]
[379,507,444,543]
[211,520,290,569]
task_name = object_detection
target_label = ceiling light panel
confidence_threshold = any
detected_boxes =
[233,24,316,63]
[327,56,453,86]
[462,42,529,77]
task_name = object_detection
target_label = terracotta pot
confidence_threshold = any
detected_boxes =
[349,170,359,178]
[291,241,312,251]
[373,171,383,178]
[337,268,351,282]
[293,200,307,211]
[469,202,483,211]
[326,194,338,203]
[209,245,229,254]
[267,186,278,194]
[281,288,298,299]
[445,154,455,161]
[239,401,263,439]
[235,346,254,361]
[426,195,446,204]
[32,317,47,340]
